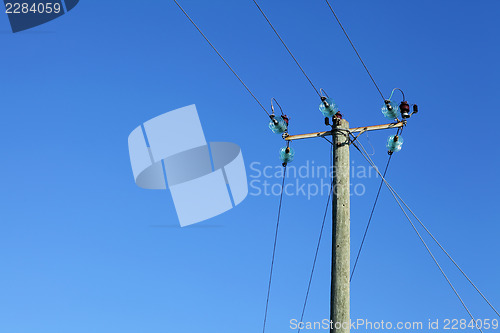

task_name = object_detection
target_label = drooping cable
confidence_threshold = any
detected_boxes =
[350,154,392,282]
[252,0,322,98]
[324,0,385,101]
[297,144,335,333]
[262,165,287,333]
[351,139,484,333]
[365,132,376,156]
[271,97,285,116]
[173,0,270,116]
[389,88,406,101]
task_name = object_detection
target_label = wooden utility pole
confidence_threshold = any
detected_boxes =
[330,119,350,333]
[284,119,405,333]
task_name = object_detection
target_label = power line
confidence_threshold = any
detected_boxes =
[173,0,270,116]
[378,165,500,319]
[262,166,287,333]
[351,126,402,281]
[297,144,334,333]
[174,0,496,324]
[354,138,500,318]
[351,139,483,333]
[252,0,322,98]
[324,0,385,101]
[350,154,392,282]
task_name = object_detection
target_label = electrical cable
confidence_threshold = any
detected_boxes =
[174,0,496,324]
[365,132,376,156]
[350,126,402,281]
[353,136,499,320]
[271,97,285,116]
[398,203,500,318]
[350,153,392,282]
[173,0,270,116]
[262,165,287,333]
[389,88,405,101]
[350,139,484,333]
[324,0,385,101]
[252,0,322,98]
[373,160,500,319]
[297,144,335,333]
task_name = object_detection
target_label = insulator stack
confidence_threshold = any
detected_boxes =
[319,97,338,117]
[279,146,295,165]
[381,100,399,120]
[269,115,288,134]
[387,135,404,153]
[400,101,410,118]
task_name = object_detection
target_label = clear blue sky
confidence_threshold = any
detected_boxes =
[0,1,499,332]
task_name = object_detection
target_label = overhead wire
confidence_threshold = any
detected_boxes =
[173,0,497,324]
[324,0,385,101]
[172,3,297,330]
[353,137,500,318]
[262,165,288,333]
[350,127,401,281]
[173,0,270,116]
[371,156,500,319]
[252,0,322,98]
[396,200,500,318]
[350,138,484,333]
[350,153,392,282]
[297,143,335,333]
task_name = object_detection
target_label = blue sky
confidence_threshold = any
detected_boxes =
[0,1,499,332]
